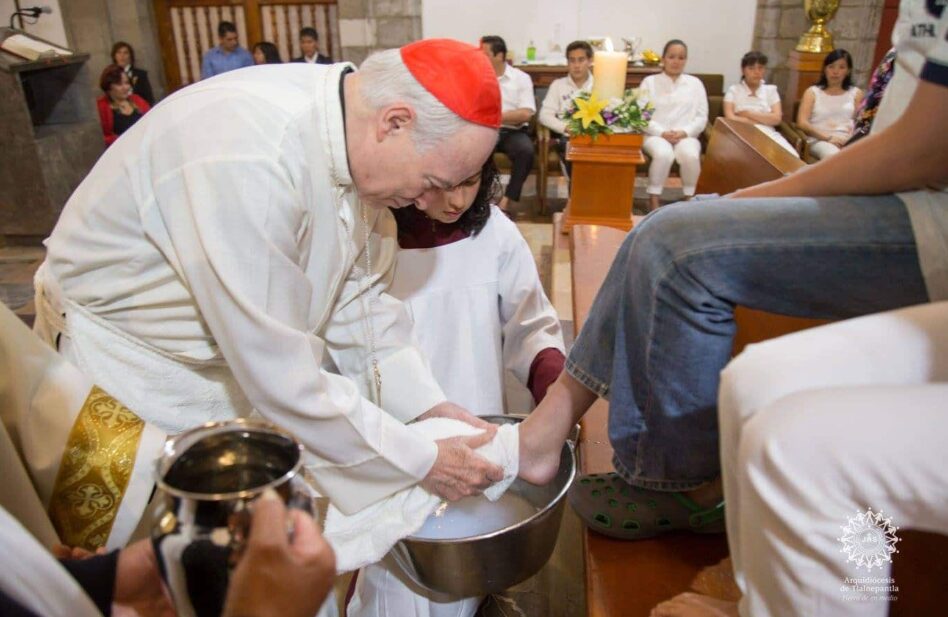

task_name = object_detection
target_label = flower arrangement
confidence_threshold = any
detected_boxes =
[559,89,653,139]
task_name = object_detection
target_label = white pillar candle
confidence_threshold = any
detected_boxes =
[592,49,628,100]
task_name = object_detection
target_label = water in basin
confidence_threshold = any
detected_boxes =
[412,492,539,540]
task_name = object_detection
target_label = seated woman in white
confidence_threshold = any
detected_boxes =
[796,48,864,160]
[348,157,566,617]
[724,51,799,157]
[640,39,708,212]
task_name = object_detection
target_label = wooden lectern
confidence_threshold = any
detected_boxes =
[0,28,102,242]
[562,133,644,234]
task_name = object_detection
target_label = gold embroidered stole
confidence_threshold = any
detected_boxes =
[47,386,146,550]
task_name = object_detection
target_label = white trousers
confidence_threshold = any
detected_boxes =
[808,139,841,160]
[718,301,948,617]
[643,135,702,196]
[348,554,480,617]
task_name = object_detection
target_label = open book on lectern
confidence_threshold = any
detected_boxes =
[1,32,72,61]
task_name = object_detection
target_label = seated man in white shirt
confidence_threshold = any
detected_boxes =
[481,35,537,214]
[538,40,593,180]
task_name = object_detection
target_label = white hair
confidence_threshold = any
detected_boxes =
[359,48,474,151]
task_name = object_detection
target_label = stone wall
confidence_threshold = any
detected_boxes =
[753,0,884,97]
[337,0,422,66]
[59,0,167,101]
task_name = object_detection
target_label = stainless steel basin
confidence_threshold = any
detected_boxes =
[390,414,576,597]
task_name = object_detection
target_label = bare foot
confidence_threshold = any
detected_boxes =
[518,373,596,485]
[683,476,723,509]
[650,592,739,617]
[648,194,661,212]
[498,196,510,212]
[691,558,741,602]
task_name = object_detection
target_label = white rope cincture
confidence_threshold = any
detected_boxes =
[360,202,383,406]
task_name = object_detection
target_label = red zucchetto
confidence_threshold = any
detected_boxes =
[400,38,501,129]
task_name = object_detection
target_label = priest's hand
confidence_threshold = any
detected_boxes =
[422,432,506,501]
[417,401,498,439]
[223,489,336,617]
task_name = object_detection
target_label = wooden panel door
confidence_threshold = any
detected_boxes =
[260,1,340,65]
[872,0,900,70]
[154,0,338,92]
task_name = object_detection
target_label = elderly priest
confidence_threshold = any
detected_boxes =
[33,39,506,517]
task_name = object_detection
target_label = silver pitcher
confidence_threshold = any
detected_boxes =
[151,419,314,617]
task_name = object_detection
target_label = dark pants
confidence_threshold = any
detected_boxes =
[552,131,572,179]
[496,127,534,201]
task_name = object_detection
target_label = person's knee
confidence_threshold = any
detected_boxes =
[739,391,837,484]
[642,137,675,163]
[623,204,699,271]
[719,341,793,428]
[674,139,702,162]
[512,139,534,165]
[636,201,704,244]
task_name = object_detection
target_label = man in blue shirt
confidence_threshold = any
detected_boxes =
[201,21,253,79]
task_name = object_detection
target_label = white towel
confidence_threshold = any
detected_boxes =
[324,418,519,573]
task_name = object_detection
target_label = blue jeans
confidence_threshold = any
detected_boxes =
[567,195,928,491]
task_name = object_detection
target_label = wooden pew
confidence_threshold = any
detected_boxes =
[696,117,804,194]
[570,226,729,617]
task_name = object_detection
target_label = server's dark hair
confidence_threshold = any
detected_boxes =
[391,157,501,238]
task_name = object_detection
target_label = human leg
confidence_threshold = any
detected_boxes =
[736,384,948,616]
[809,140,840,159]
[561,195,926,493]
[554,133,573,179]
[673,138,702,196]
[644,136,674,197]
[719,301,948,588]
[496,128,534,203]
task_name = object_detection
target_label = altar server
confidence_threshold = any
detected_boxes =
[349,157,565,617]
[34,39,506,519]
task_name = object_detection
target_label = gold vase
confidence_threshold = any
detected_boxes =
[796,0,840,54]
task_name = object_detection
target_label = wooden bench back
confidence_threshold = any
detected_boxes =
[696,117,804,195]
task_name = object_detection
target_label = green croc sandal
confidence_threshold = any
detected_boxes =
[567,472,725,540]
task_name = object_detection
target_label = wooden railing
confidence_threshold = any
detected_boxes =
[153,0,339,91]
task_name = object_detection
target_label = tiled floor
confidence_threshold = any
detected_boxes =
[0,246,43,327]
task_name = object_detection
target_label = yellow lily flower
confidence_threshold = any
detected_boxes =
[572,93,608,129]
